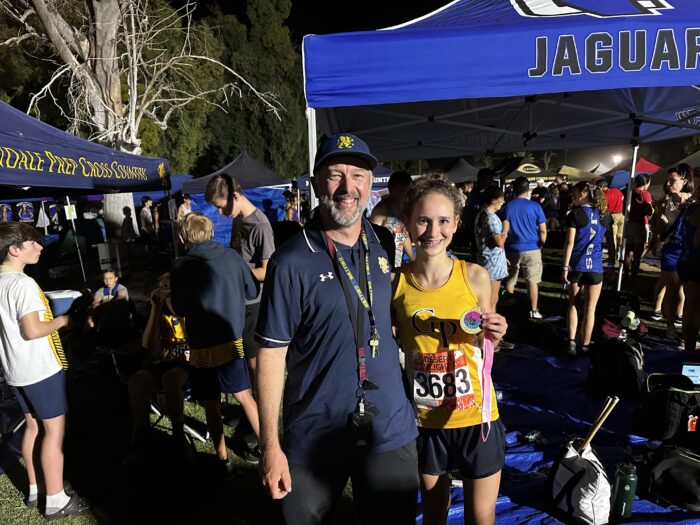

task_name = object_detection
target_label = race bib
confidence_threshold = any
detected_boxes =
[412,350,477,411]
[162,343,190,362]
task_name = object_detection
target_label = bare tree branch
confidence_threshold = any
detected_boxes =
[2,0,286,154]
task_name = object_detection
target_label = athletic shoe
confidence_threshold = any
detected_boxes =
[497,340,515,351]
[566,340,577,356]
[44,493,90,521]
[500,291,516,306]
[529,309,543,320]
[239,445,261,465]
[25,496,37,509]
[674,316,683,328]
[650,311,663,321]
[218,459,238,481]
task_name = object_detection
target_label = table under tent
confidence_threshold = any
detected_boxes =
[0,100,170,282]
[181,151,290,247]
[303,0,700,522]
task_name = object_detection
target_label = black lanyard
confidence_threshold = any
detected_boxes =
[325,229,379,391]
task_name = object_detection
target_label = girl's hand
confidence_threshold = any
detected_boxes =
[481,311,507,342]
[562,268,570,285]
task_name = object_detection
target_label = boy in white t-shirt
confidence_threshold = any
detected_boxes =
[0,223,89,520]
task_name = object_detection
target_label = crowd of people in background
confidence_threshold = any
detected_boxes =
[1,131,699,523]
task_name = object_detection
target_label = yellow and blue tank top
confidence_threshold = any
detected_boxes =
[392,259,499,429]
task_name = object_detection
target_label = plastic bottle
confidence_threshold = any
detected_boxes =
[610,463,637,521]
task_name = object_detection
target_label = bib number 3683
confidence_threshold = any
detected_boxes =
[412,350,475,410]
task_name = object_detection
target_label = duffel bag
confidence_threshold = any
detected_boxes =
[649,444,700,512]
[635,373,699,449]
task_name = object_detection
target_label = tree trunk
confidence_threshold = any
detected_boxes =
[103,193,137,240]
[86,0,123,146]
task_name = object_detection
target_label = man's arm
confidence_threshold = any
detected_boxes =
[538,222,547,246]
[258,345,292,499]
[251,259,268,282]
[20,312,69,340]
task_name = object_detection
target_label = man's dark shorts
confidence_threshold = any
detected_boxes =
[243,302,260,360]
[417,419,506,479]
[568,271,604,286]
[189,359,251,401]
[12,370,68,420]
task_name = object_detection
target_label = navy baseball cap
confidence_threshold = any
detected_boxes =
[313,133,378,173]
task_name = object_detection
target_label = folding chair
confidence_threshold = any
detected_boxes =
[107,347,208,445]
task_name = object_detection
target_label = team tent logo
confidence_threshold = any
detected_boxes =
[511,0,673,18]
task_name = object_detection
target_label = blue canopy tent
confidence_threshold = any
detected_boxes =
[303,0,700,290]
[0,100,170,281]
[302,2,700,521]
[0,101,169,194]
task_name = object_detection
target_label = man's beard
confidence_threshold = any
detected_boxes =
[320,194,367,227]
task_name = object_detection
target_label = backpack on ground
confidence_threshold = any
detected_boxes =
[586,338,645,400]
[596,290,640,319]
[549,441,611,525]
[648,443,700,512]
[597,316,648,341]
[635,373,700,450]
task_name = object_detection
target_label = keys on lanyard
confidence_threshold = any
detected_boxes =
[369,327,380,358]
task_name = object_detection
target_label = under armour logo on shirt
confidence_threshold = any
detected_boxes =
[320,272,334,282]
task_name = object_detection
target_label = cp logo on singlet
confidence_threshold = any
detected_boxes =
[511,0,673,18]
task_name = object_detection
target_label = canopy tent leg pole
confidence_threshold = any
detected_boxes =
[616,144,640,292]
[66,196,87,284]
[306,107,318,209]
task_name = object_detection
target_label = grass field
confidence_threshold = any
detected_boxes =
[0,248,663,524]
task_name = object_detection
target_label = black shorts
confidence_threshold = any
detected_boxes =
[243,302,260,360]
[568,271,604,286]
[12,370,68,420]
[417,419,506,479]
[145,361,190,385]
[189,358,251,401]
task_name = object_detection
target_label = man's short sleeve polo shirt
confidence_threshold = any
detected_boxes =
[255,216,417,465]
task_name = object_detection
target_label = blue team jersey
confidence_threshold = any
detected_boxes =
[567,206,606,273]
[255,215,417,465]
[502,198,546,253]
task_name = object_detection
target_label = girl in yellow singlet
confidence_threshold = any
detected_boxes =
[392,174,508,525]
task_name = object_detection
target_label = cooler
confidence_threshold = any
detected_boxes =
[44,290,82,316]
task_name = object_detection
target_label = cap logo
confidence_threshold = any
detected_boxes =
[337,135,355,149]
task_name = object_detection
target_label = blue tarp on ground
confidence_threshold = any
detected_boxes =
[303,0,700,160]
[0,101,170,192]
[430,321,700,524]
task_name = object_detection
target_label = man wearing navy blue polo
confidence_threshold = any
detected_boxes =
[256,134,419,524]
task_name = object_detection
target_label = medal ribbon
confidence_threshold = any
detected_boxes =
[481,332,495,442]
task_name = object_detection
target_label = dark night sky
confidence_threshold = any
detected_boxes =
[288,1,447,40]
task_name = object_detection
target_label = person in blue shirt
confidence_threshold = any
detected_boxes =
[561,181,613,356]
[255,133,418,525]
[502,176,547,319]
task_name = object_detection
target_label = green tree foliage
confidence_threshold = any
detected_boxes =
[198,0,306,180]
[137,3,227,173]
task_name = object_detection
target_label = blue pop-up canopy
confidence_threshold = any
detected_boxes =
[0,101,169,193]
[303,0,700,160]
